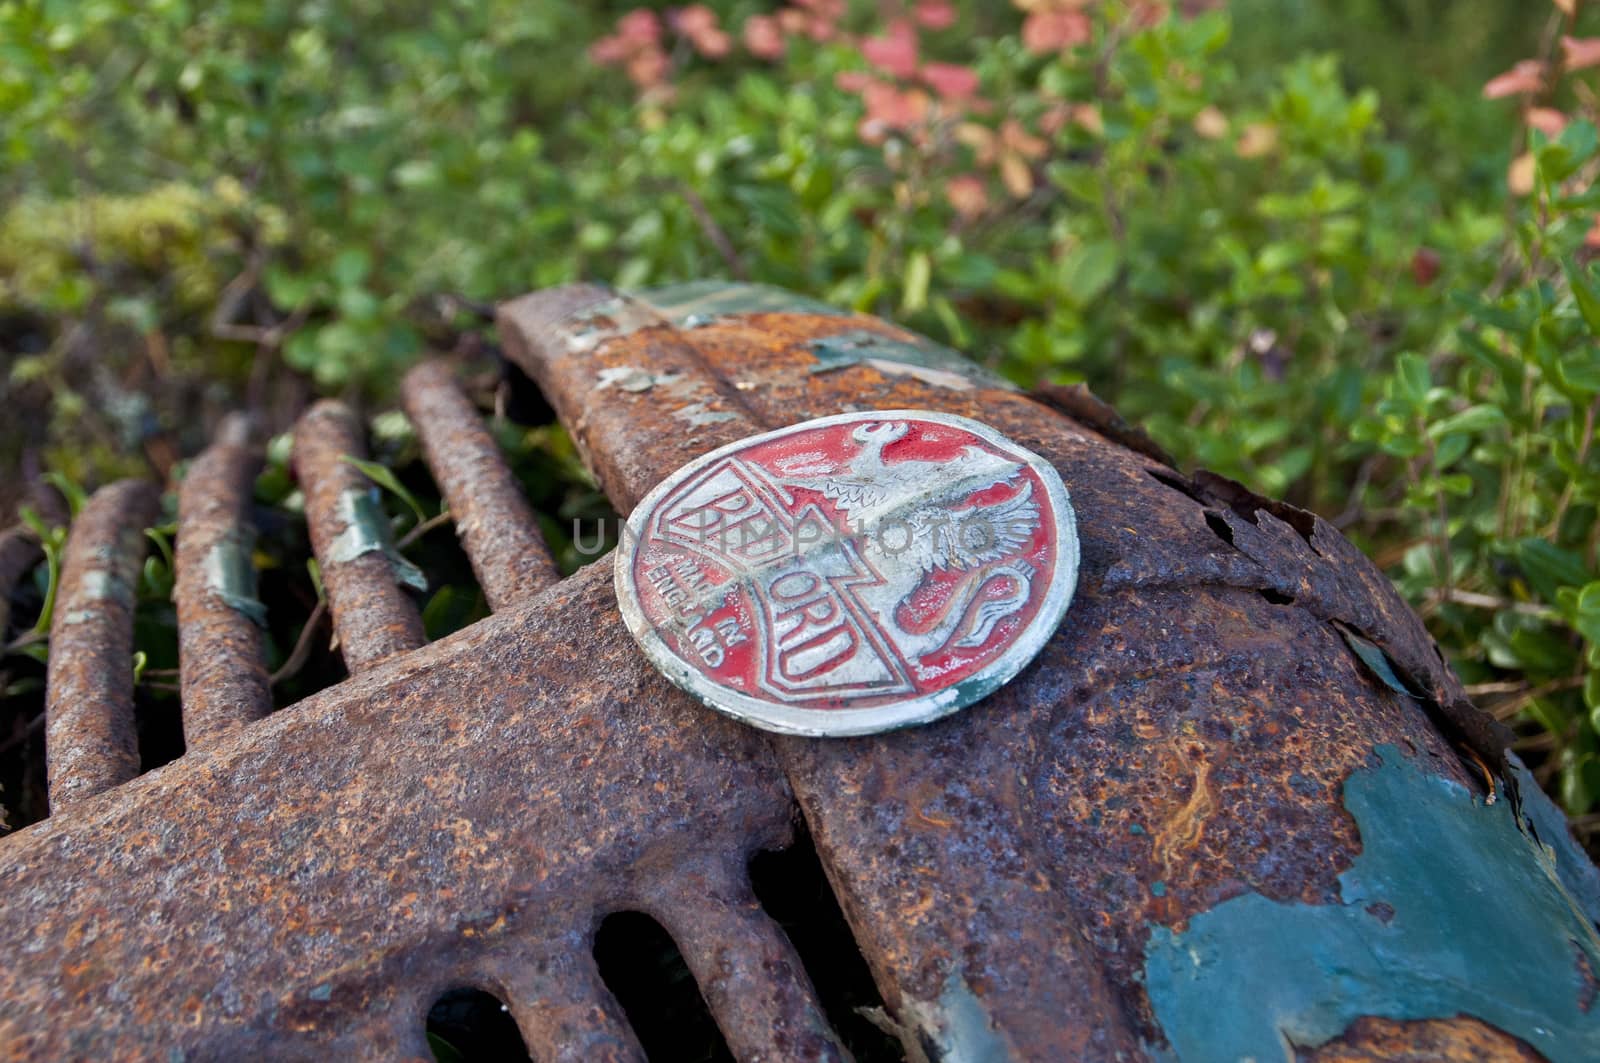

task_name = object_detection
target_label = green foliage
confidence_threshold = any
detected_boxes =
[4,0,1600,824]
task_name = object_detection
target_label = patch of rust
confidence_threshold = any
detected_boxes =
[328,488,427,592]
[1143,744,1600,1062]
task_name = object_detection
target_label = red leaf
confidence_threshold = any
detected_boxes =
[914,0,957,30]
[922,62,980,103]
[1563,36,1600,72]
[742,14,785,60]
[861,20,919,80]
[1482,59,1545,99]
[1528,107,1569,137]
[1021,11,1091,56]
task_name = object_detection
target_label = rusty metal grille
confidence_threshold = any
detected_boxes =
[0,282,1574,1061]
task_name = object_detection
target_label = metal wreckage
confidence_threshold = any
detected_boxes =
[1,281,1598,1061]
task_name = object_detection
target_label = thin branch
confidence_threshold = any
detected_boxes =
[395,509,452,551]
[679,185,749,281]
[270,601,328,687]
[0,711,45,756]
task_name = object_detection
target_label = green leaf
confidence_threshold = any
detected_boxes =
[42,472,86,518]
[1393,353,1431,407]
[1059,240,1120,306]
[1565,259,1600,337]
[340,456,428,528]
[902,249,931,314]
[1427,404,1506,439]
[331,247,372,289]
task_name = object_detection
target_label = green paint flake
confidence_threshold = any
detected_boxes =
[202,534,267,627]
[631,280,843,324]
[329,488,428,593]
[1143,745,1600,1062]
[807,328,1011,391]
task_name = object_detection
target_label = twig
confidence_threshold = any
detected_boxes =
[1421,589,1558,617]
[0,711,45,755]
[396,509,452,550]
[679,185,749,281]
[1486,675,1585,721]
[1332,454,1380,529]
[271,601,328,687]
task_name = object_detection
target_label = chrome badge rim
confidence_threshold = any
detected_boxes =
[614,410,1080,736]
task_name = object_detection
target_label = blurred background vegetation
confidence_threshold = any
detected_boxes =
[6,0,1600,841]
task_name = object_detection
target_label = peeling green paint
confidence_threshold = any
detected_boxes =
[632,280,844,324]
[900,970,1016,1063]
[329,488,428,593]
[1142,745,1600,1061]
[1508,750,1600,927]
[807,328,1012,391]
[202,534,268,627]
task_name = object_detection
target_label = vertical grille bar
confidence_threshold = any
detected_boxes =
[400,362,560,609]
[45,479,160,812]
[291,400,426,673]
[653,875,847,1061]
[175,414,272,750]
[489,948,646,1063]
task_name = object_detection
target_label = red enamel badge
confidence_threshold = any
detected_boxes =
[615,410,1080,735]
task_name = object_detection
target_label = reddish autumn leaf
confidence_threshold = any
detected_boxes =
[914,0,958,30]
[589,34,630,65]
[1528,107,1569,137]
[1563,36,1600,72]
[861,20,920,80]
[1483,60,1545,99]
[945,174,989,219]
[1410,247,1442,287]
[1192,105,1229,140]
[1508,152,1537,196]
[922,62,980,103]
[1021,11,1091,55]
[834,70,876,94]
[861,81,929,130]
[626,46,669,89]
[742,14,785,60]
[672,4,716,36]
[617,8,662,45]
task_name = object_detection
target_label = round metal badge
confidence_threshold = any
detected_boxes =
[614,410,1079,736]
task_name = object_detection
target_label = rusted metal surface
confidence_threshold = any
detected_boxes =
[0,281,1594,1060]
[291,399,427,672]
[499,285,1593,1059]
[176,414,272,750]
[44,479,160,813]
[497,285,755,514]
[1298,1016,1544,1062]
[0,564,841,1061]
[401,361,559,609]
